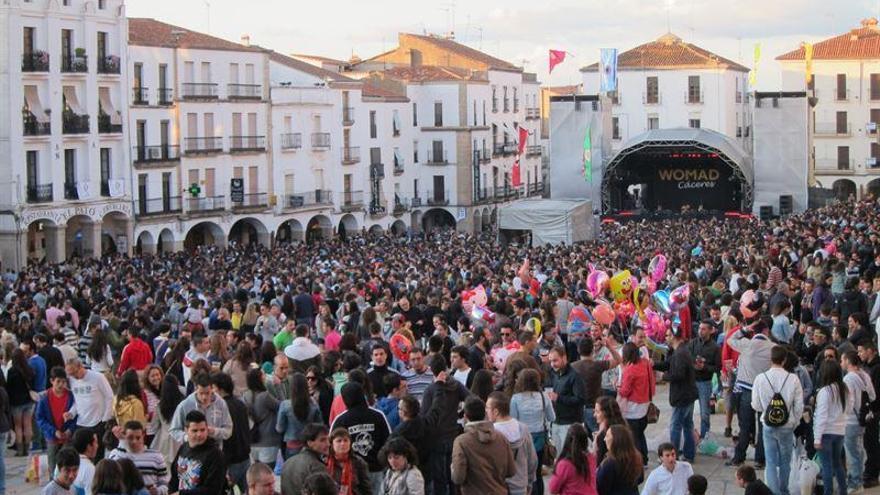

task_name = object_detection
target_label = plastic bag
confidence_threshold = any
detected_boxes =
[25,454,49,485]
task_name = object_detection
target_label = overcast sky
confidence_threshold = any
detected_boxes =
[126,0,878,89]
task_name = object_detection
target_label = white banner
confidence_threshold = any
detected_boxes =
[108,179,125,197]
[76,182,93,200]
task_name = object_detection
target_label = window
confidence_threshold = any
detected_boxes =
[26,151,37,187]
[23,27,35,54]
[412,103,417,126]
[837,74,847,100]
[687,76,701,103]
[482,101,487,125]
[434,101,443,127]
[612,117,620,140]
[648,116,659,130]
[503,86,509,112]
[645,76,659,104]
[413,140,419,163]
[98,0,106,8]
[807,74,815,91]
[872,143,880,162]
[431,140,444,163]
[369,111,377,138]
[871,109,880,134]
[473,100,477,126]
[871,74,880,100]
[97,31,107,61]
[392,110,400,136]
[492,86,498,112]
[370,147,381,165]
[836,111,848,134]
[100,148,111,195]
[837,146,850,170]
[688,119,701,129]
[64,149,76,198]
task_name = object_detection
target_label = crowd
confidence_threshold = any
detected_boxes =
[1,197,880,495]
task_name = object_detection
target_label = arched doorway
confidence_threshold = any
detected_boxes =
[482,208,491,232]
[135,231,156,255]
[337,214,359,240]
[473,210,483,234]
[410,210,423,233]
[184,222,225,251]
[26,219,62,263]
[832,179,857,201]
[65,215,93,259]
[158,228,175,253]
[422,208,456,232]
[867,179,880,200]
[276,219,304,244]
[229,218,269,247]
[390,220,407,237]
[306,215,332,244]
[101,212,130,256]
[368,224,383,236]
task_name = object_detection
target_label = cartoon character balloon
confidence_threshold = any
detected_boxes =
[649,254,667,283]
[609,270,634,302]
[669,284,690,312]
[461,285,489,314]
[586,265,609,299]
[525,317,542,337]
[389,334,412,363]
[567,306,592,336]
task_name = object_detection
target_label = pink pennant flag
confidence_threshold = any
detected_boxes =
[549,49,567,74]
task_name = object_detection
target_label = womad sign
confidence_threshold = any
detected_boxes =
[657,168,721,189]
[652,165,735,210]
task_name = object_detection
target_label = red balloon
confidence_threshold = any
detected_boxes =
[389,334,412,363]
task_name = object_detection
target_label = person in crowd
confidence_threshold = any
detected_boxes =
[419,356,468,495]
[8,348,36,456]
[280,423,330,495]
[223,341,256,397]
[548,423,597,495]
[142,365,163,446]
[859,340,880,488]
[326,427,370,495]
[653,327,698,462]
[116,457,150,495]
[246,462,278,495]
[306,365,334,426]
[735,465,772,495]
[450,395,515,495]
[687,320,721,440]
[376,373,406,430]
[90,459,126,495]
[814,359,851,495]
[117,329,153,378]
[212,371,252,492]
[243,367,281,466]
[0,370,10,495]
[71,428,99,495]
[401,348,434,403]
[510,368,555,495]
[65,357,114,460]
[367,344,399,398]
[687,474,707,495]
[168,372,233,444]
[547,346,585,452]
[151,374,184,464]
[595,424,644,495]
[379,437,425,495]
[169,410,227,495]
[114,369,147,429]
[107,421,170,495]
[640,443,694,495]
[276,372,323,458]
[42,447,80,495]
[330,381,391,493]
[617,342,654,465]
[571,336,620,435]
[486,391,537,495]
[266,354,292,401]
[36,366,77,473]
[842,349,875,493]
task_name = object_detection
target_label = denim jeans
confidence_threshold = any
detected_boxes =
[670,402,696,460]
[762,425,794,495]
[227,459,250,494]
[626,416,649,465]
[583,407,598,435]
[531,432,546,495]
[734,389,764,464]
[820,434,846,495]
[845,424,866,490]
[429,439,454,495]
[0,431,6,495]
[696,380,713,439]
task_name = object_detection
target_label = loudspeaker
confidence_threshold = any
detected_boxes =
[759,205,774,221]
[779,195,793,215]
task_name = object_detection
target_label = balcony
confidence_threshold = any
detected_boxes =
[474,187,495,204]
[492,98,499,113]
[835,88,851,102]
[393,159,404,175]
[342,107,354,126]
[61,54,88,73]
[340,190,364,212]
[685,91,704,104]
[280,133,302,150]
[64,182,79,200]
[133,145,180,163]
[427,189,450,206]
[157,88,173,105]
[287,190,333,209]
[229,136,266,152]
[815,158,854,174]
[311,132,330,150]
[369,200,387,217]
[97,55,120,75]
[370,163,385,179]
[643,92,662,105]
[525,108,540,120]
[526,145,542,157]
[426,149,448,165]
[866,123,878,136]
[411,197,423,207]
[494,143,516,156]
[228,83,261,100]
[341,146,360,165]
[22,51,49,72]
[137,196,182,217]
[868,157,880,170]
[98,112,122,134]
[814,122,851,137]
[26,184,53,203]
[232,193,268,209]
[393,198,410,215]
[187,195,225,213]
[184,136,223,154]
[132,87,149,105]
[181,83,218,99]
[526,182,544,197]
[23,114,51,136]
[62,113,90,135]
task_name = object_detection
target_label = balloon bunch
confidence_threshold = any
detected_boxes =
[461,285,496,324]
[566,306,593,336]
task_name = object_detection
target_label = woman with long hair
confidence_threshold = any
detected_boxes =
[259,341,277,375]
[241,302,259,334]
[327,427,371,495]
[8,348,35,456]
[243,367,281,465]
[150,373,184,462]
[510,368,555,495]
[469,369,495,402]
[222,341,255,397]
[207,332,229,368]
[87,325,114,373]
[161,337,188,386]
[549,423,597,495]
[91,459,126,495]
[595,424,643,495]
[814,359,850,495]
[616,342,654,465]
[116,457,149,495]
[593,396,626,465]
[141,365,164,445]
[307,365,334,425]
[115,369,147,428]
[276,372,323,458]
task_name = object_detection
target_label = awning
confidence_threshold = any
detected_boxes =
[99,87,121,124]
[24,86,49,123]
[62,86,84,114]
[392,111,401,132]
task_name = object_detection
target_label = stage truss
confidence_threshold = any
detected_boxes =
[600,138,754,214]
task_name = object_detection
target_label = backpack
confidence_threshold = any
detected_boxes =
[762,372,791,428]
[856,373,875,426]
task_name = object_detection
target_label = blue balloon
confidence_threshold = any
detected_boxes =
[652,290,672,315]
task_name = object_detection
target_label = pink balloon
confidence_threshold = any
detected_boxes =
[740,290,757,319]
[649,254,667,283]
[587,267,609,299]
[592,301,615,326]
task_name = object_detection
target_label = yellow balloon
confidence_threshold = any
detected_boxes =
[526,317,542,337]
[609,270,633,302]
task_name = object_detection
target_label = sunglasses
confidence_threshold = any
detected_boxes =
[501,332,513,337]
[306,376,318,381]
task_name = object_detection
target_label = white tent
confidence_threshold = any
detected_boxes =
[498,199,593,246]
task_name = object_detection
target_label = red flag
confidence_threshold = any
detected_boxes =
[549,49,566,73]
[512,157,522,187]
[518,126,529,155]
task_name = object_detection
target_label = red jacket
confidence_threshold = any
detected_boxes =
[618,358,655,404]
[117,338,153,376]
[720,325,741,378]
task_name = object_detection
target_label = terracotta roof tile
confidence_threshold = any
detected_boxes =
[401,33,520,71]
[581,33,748,72]
[361,82,408,101]
[128,18,263,53]
[382,66,487,82]
[268,51,355,82]
[546,85,581,95]
[777,18,880,60]
[290,53,348,65]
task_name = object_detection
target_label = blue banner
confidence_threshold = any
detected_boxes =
[600,48,618,93]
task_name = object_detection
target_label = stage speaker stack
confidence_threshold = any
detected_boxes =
[779,195,793,216]
[759,205,774,221]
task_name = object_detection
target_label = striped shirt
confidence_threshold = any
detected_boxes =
[401,368,434,403]
[108,446,170,494]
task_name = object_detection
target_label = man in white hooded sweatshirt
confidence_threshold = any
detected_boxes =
[486,391,537,495]
[843,349,876,493]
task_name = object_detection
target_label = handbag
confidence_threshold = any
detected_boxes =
[540,391,557,466]
[645,360,660,424]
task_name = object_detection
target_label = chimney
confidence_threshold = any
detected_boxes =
[240,34,251,47]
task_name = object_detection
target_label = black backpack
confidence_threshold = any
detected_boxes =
[762,373,791,428]
[857,373,875,426]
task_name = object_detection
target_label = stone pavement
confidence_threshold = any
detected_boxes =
[6,383,880,494]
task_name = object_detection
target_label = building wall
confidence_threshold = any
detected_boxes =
[752,94,810,214]
[549,96,612,206]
